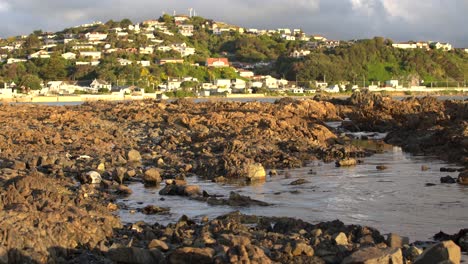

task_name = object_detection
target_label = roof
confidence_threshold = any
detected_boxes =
[206,58,229,66]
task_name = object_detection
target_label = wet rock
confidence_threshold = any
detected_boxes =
[376,165,388,170]
[159,182,201,197]
[290,179,309,185]
[148,239,169,251]
[336,158,357,167]
[143,168,161,186]
[169,247,214,264]
[387,233,409,248]
[116,185,133,195]
[457,170,468,185]
[421,165,430,171]
[127,149,142,163]
[207,191,270,207]
[440,175,457,184]
[245,163,266,181]
[414,240,461,264]
[402,245,423,263]
[440,167,460,172]
[342,247,403,264]
[141,205,170,215]
[108,246,165,264]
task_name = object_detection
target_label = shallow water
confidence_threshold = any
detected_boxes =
[118,145,467,242]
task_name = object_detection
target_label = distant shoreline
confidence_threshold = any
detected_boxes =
[1,91,467,104]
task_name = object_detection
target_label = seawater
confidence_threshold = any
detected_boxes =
[118,144,467,242]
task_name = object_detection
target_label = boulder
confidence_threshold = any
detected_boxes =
[127,149,142,163]
[141,205,170,215]
[291,242,314,257]
[387,233,409,248]
[336,159,357,167]
[148,239,169,251]
[414,241,461,264]
[245,163,266,181]
[457,170,468,185]
[168,247,214,264]
[342,247,403,264]
[143,168,161,186]
[376,165,388,170]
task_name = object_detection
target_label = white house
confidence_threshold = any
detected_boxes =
[238,70,254,78]
[323,85,340,93]
[76,61,100,66]
[231,79,246,89]
[61,52,77,60]
[167,79,182,91]
[137,61,151,67]
[282,35,296,41]
[157,46,172,52]
[28,50,50,59]
[264,76,279,89]
[178,24,194,37]
[215,79,231,88]
[290,50,311,58]
[392,43,417,49]
[90,79,111,90]
[7,58,27,64]
[139,47,154,54]
[85,32,108,41]
[313,35,327,41]
[315,81,328,88]
[430,42,452,51]
[385,80,400,88]
[118,58,133,66]
[80,51,101,60]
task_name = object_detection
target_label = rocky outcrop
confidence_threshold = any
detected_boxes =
[414,241,461,264]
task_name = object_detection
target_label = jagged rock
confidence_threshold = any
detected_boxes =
[440,175,457,184]
[386,233,409,248]
[342,247,403,264]
[148,239,169,251]
[246,163,266,181]
[333,232,349,246]
[414,241,461,264]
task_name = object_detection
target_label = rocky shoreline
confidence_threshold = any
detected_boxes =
[0,93,466,263]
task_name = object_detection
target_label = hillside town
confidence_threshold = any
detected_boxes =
[0,13,467,99]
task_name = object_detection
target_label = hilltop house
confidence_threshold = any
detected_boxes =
[85,32,108,42]
[178,24,194,37]
[206,58,229,67]
[290,50,311,58]
[7,58,27,64]
[430,42,452,51]
[80,51,101,60]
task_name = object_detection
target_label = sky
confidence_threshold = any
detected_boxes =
[0,0,467,47]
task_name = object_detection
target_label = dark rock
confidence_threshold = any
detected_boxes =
[290,179,309,185]
[108,247,165,264]
[440,175,456,184]
[168,247,214,264]
[414,240,461,264]
[207,191,270,207]
[141,205,170,215]
[376,165,388,170]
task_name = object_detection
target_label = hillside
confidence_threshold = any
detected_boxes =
[0,15,466,93]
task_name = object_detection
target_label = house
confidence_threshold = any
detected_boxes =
[247,28,258,34]
[7,58,27,64]
[322,85,340,93]
[392,42,417,49]
[214,79,231,89]
[80,51,101,60]
[465,48,468,53]
[76,61,100,66]
[262,76,278,89]
[315,81,328,89]
[117,32,129,37]
[85,32,108,41]
[28,50,50,59]
[178,24,194,37]
[430,42,452,51]
[111,86,133,95]
[137,61,151,67]
[159,58,184,65]
[157,46,172,52]
[118,58,133,66]
[174,15,190,24]
[139,47,154,54]
[313,35,327,41]
[145,33,155,39]
[72,45,94,50]
[166,78,182,91]
[231,79,246,89]
[45,81,76,94]
[61,52,77,60]
[324,40,340,48]
[290,50,311,58]
[416,42,430,50]
[206,58,229,67]
[142,20,165,27]
[238,69,254,78]
[282,35,296,41]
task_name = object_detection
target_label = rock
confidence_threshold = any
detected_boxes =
[113,167,127,184]
[387,233,409,248]
[414,240,461,264]
[0,246,8,264]
[457,170,468,185]
[84,171,102,184]
[148,239,169,251]
[245,163,266,181]
[127,149,142,163]
[440,167,459,172]
[292,242,315,257]
[376,165,388,170]
[342,247,403,264]
[116,185,133,195]
[168,247,214,264]
[184,185,201,196]
[336,159,357,167]
[97,162,105,171]
[402,245,423,263]
[218,234,251,247]
[141,205,170,215]
[421,165,430,171]
[143,168,161,186]
[333,232,349,246]
[108,247,165,264]
[159,181,201,197]
[440,175,457,184]
[290,179,309,185]
[269,169,278,176]
[207,191,270,207]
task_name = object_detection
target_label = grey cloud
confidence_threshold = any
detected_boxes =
[0,0,467,47]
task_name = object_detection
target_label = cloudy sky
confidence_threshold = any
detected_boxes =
[0,0,467,47]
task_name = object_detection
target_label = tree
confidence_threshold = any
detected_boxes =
[120,18,133,28]
[19,74,42,90]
